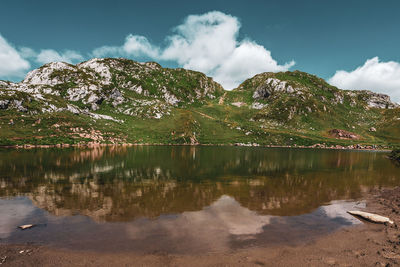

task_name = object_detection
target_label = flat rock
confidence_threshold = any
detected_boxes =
[347,211,393,224]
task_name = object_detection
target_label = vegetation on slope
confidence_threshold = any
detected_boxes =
[0,59,399,147]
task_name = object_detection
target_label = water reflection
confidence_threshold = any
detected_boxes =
[0,195,364,253]
[0,146,399,251]
[0,197,35,239]
[0,146,398,222]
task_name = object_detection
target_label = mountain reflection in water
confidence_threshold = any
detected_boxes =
[0,146,399,252]
[0,195,363,253]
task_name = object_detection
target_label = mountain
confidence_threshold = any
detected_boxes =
[1,58,399,147]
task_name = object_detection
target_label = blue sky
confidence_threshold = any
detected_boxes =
[1,0,400,101]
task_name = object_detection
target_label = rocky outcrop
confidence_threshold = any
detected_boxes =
[1,62,399,146]
[237,71,398,111]
[360,91,399,109]
[0,100,9,109]
[0,58,224,120]
[328,129,359,140]
[252,78,300,99]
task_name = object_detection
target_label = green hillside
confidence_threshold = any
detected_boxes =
[0,58,399,148]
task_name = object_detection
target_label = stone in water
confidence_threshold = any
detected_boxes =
[347,211,393,224]
[19,224,34,230]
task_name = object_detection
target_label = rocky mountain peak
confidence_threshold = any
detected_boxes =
[253,77,301,100]
[23,62,75,85]
[0,58,225,122]
[1,59,399,147]
[360,90,398,109]
[238,71,398,110]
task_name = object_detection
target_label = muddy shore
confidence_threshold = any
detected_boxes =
[1,187,399,266]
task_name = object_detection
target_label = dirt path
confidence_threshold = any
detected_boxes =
[193,110,216,120]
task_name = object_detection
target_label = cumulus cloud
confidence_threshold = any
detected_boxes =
[35,49,84,64]
[92,11,294,89]
[161,11,240,74]
[1,12,293,86]
[123,35,160,58]
[0,33,84,80]
[0,34,31,78]
[18,47,37,59]
[93,34,160,59]
[329,57,400,103]
[213,41,295,89]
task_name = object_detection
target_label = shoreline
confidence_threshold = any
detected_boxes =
[1,187,399,266]
[0,142,393,152]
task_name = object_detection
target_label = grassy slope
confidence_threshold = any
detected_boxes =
[1,67,399,147]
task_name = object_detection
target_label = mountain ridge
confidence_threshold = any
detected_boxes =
[1,58,399,147]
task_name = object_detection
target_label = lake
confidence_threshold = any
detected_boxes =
[0,146,399,253]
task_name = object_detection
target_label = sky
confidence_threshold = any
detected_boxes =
[1,0,400,101]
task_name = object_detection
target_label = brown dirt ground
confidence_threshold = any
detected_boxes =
[1,187,400,267]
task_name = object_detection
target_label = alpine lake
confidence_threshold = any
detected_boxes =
[1,146,399,254]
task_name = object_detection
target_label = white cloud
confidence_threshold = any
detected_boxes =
[92,11,294,89]
[214,41,295,89]
[123,35,160,58]
[161,11,240,74]
[18,47,37,59]
[35,49,84,64]
[92,45,119,58]
[0,34,30,78]
[1,12,294,87]
[92,34,160,59]
[329,57,400,103]
[0,33,84,80]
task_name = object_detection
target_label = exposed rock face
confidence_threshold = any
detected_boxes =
[253,86,270,99]
[23,62,74,85]
[361,91,399,109]
[238,71,398,112]
[328,129,359,140]
[253,78,299,99]
[1,63,399,146]
[230,71,400,134]
[0,92,31,112]
[333,92,344,104]
[0,100,9,109]
[0,58,224,120]
[251,102,267,109]
[78,59,112,85]
[342,90,398,109]
[17,58,222,106]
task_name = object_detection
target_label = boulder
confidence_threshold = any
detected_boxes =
[0,100,9,109]
[329,129,359,140]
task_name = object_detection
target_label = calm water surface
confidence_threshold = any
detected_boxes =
[0,146,399,253]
